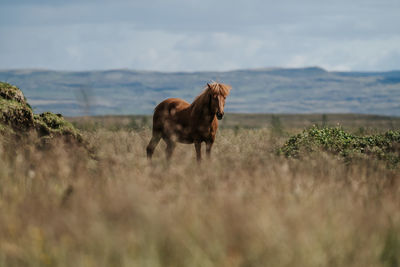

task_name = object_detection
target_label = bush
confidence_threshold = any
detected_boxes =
[279,126,400,166]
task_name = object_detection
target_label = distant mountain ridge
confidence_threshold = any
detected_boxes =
[0,67,399,116]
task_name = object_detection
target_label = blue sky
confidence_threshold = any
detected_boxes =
[1,0,399,71]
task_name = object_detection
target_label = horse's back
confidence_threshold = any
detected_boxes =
[152,98,191,134]
[154,98,190,114]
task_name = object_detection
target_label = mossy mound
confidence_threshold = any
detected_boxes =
[0,82,27,104]
[34,112,82,142]
[0,97,34,132]
[0,82,82,143]
[279,126,400,166]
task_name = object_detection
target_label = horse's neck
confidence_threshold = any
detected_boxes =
[190,95,215,123]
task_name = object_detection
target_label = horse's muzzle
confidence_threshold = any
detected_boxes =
[216,112,224,120]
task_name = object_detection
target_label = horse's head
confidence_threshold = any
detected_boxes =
[207,83,232,120]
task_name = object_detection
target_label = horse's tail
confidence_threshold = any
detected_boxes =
[151,102,167,134]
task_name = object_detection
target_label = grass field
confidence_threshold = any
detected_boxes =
[1,114,400,266]
[68,113,400,133]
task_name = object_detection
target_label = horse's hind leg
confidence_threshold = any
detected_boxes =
[146,133,161,160]
[165,139,176,161]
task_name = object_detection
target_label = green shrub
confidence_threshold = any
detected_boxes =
[279,126,400,166]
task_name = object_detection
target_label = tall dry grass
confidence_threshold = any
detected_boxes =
[0,128,399,267]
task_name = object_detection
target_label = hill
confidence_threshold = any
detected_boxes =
[0,67,399,116]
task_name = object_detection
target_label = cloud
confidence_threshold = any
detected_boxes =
[0,0,399,71]
[283,37,400,71]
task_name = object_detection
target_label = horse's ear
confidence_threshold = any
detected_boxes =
[207,83,211,89]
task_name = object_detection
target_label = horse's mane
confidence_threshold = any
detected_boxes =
[192,82,232,107]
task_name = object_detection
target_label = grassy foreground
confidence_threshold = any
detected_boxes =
[0,125,399,267]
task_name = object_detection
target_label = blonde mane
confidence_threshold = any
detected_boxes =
[192,82,232,107]
[204,82,232,97]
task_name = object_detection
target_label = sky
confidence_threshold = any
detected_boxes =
[0,0,400,72]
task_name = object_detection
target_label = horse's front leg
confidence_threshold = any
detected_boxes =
[206,141,213,159]
[194,142,202,162]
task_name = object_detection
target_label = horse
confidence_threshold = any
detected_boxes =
[146,82,232,162]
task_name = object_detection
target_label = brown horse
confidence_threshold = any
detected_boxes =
[146,82,232,161]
